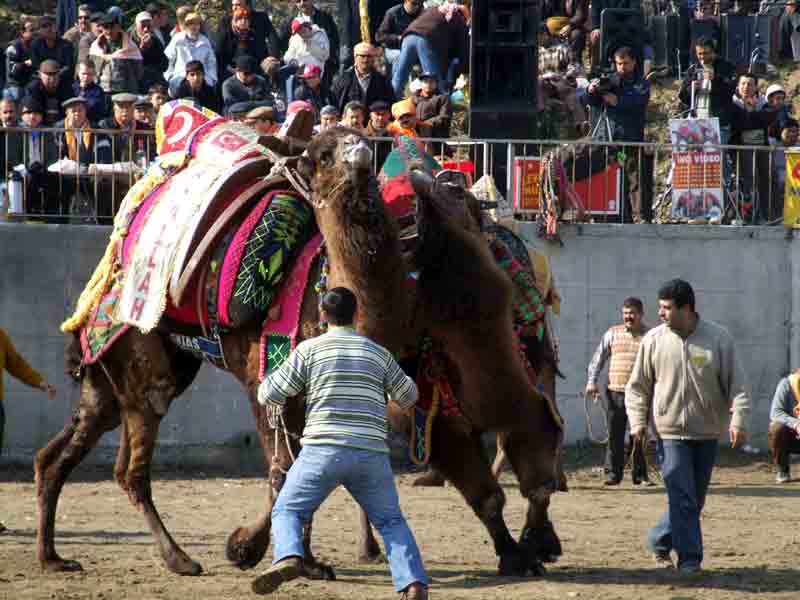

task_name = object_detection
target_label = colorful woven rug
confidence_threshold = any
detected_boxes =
[378,135,441,239]
[490,238,547,341]
[259,234,325,379]
[409,338,462,466]
[80,278,131,364]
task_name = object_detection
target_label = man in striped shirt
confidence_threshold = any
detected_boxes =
[254,287,428,599]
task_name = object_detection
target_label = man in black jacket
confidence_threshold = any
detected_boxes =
[222,55,274,114]
[23,59,73,126]
[677,37,737,145]
[174,60,221,113]
[330,43,395,116]
[216,0,280,64]
[31,15,75,80]
[279,0,339,95]
[129,11,168,92]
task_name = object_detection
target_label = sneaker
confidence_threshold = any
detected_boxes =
[251,557,302,595]
[653,551,674,569]
[776,470,790,484]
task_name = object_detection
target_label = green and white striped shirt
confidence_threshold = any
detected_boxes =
[257,326,418,453]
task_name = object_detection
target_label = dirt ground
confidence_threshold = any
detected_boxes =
[1,449,799,600]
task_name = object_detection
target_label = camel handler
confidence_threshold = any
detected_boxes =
[254,287,429,599]
[1,327,56,533]
[586,297,652,486]
[625,279,751,574]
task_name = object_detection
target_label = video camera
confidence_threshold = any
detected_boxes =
[589,71,622,96]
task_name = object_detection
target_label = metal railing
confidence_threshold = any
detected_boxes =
[0,126,791,227]
[0,125,156,224]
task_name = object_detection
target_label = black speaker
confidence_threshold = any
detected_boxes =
[650,14,679,73]
[599,8,645,70]
[469,0,538,139]
[721,14,779,71]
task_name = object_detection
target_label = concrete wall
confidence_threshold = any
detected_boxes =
[0,222,795,467]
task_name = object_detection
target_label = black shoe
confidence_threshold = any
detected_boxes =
[603,475,621,486]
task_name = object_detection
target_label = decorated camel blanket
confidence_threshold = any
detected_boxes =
[71,100,319,364]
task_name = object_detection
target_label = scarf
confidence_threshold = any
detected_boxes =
[64,113,93,161]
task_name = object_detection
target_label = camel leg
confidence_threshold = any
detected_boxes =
[36,367,121,572]
[427,419,530,576]
[501,421,563,569]
[357,506,383,563]
[122,409,202,575]
[113,419,130,493]
[302,521,337,579]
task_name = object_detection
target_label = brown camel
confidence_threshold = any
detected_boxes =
[35,128,562,583]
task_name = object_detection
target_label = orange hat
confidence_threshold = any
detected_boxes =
[391,99,416,119]
[233,6,250,18]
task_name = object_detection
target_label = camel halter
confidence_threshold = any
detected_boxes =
[266,404,297,475]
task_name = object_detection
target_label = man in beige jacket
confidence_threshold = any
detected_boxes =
[625,279,751,574]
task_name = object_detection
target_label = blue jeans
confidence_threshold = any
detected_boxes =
[391,34,442,98]
[647,439,718,569]
[271,444,428,592]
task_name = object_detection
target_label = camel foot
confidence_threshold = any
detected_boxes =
[498,551,546,577]
[302,558,336,581]
[226,526,269,570]
[41,557,84,573]
[412,470,446,487]
[164,550,203,576]
[520,521,562,564]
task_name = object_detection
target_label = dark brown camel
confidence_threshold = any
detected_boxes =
[35,128,562,583]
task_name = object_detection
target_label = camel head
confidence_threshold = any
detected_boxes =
[299,126,374,210]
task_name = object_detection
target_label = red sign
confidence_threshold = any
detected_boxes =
[512,157,620,215]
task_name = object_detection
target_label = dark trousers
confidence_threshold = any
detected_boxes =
[768,422,800,473]
[624,151,654,223]
[568,28,586,64]
[604,388,647,481]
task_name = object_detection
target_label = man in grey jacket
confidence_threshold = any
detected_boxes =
[768,373,800,483]
[626,279,751,574]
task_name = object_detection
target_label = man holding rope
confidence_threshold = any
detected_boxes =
[586,297,652,486]
[626,279,751,573]
[254,287,429,599]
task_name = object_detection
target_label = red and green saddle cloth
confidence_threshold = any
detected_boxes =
[409,338,461,465]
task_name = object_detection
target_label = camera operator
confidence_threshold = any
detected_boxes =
[586,46,652,222]
[677,37,737,145]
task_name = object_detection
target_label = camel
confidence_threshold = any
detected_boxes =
[35,127,563,584]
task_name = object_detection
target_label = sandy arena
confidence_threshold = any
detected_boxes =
[1,451,798,600]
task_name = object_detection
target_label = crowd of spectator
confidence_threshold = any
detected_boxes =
[0,0,465,222]
[1,0,800,225]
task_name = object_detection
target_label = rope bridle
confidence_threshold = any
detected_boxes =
[266,404,299,475]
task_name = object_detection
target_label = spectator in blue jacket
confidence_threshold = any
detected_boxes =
[586,46,652,222]
[72,60,107,123]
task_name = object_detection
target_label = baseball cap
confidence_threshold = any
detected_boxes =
[135,12,153,24]
[291,18,311,34]
[765,84,785,99]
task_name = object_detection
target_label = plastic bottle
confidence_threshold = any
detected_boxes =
[135,139,148,171]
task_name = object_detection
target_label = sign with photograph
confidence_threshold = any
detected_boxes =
[668,118,724,220]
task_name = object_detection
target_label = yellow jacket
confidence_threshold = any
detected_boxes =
[0,328,44,404]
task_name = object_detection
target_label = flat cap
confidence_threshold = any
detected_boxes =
[62,96,88,109]
[111,92,138,104]
[134,96,153,108]
[320,105,339,116]
[369,100,391,113]
[418,72,436,81]
[246,105,276,120]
